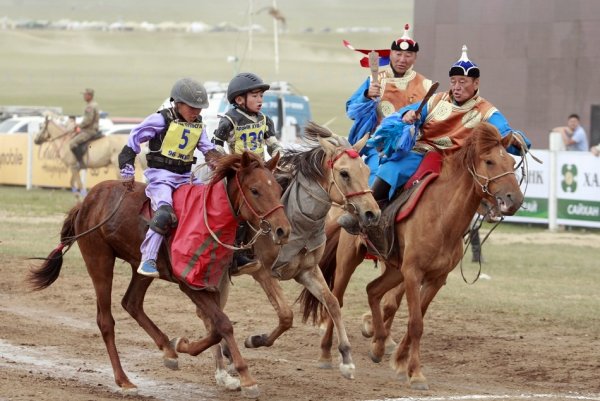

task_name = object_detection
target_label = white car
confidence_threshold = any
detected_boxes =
[102,124,137,136]
[0,116,45,134]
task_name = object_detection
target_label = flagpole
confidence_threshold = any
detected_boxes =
[273,0,279,75]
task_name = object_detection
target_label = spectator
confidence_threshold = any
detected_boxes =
[553,114,589,151]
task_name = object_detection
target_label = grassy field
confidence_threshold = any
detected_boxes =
[0,1,413,137]
[2,184,599,334]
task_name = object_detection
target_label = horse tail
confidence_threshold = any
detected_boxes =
[27,204,81,291]
[297,222,342,325]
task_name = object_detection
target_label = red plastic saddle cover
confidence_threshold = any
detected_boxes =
[170,182,237,289]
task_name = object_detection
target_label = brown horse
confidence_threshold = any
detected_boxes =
[208,122,380,383]
[33,116,146,198]
[27,152,291,398]
[301,122,525,390]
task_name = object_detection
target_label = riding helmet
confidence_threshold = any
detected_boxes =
[226,73,270,104]
[170,78,209,109]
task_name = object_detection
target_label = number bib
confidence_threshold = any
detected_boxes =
[233,117,266,156]
[160,121,203,162]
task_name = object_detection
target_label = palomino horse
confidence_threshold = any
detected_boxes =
[301,122,525,390]
[207,122,381,383]
[33,116,146,198]
[27,152,291,398]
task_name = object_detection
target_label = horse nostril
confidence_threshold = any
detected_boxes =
[276,227,286,239]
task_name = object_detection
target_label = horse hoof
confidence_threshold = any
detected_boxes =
[163,357,179,370]
[215,368,241,391]
[339,362,355,380]
[318,360,333,369]
[119,382,138,393]
[368,350,382,363]
[241,384,260,399]
[361,313,373,338]
[384,339,397,355]
[409,378,429,390]
[244,334,267,348]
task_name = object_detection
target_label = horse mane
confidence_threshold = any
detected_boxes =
[277,121,347,187]
[208,152,265,185]
[450,122,503,171]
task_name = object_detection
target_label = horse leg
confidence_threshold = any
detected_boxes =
[392,275,446,389]
[365,263,404,364]
[173,287,259,398]
[362,280,404,355]
[84,248,135,389]
[320,233,365,368]
[120,272,179,370]
[296,266,355,379]
[69,167,83,198]
[240,265,292,348]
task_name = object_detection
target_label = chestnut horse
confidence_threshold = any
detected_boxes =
[27,152,290,398]
[301,122,525,390]
[33,116,147,198]
[209,122,380,383]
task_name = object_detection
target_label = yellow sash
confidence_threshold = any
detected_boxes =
[233,116,267,155]
[160,120,203,162]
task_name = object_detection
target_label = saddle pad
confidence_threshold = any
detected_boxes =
[396,151,443,222]
[170,182,237,290]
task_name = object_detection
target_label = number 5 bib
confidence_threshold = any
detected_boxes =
[160,121,203,162]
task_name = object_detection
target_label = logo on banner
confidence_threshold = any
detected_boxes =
[561,164,577,193]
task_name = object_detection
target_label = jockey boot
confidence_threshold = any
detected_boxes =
[71,145,86,169]
[137,259,159,278]
[470,228,484,263]
[230,250,258,276]
[372,178,391,210]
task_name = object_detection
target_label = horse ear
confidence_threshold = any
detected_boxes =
[318,137,336,157]
[352,132,369,153]
[240,151,251,168]
[501,132,514,149]
[265,151,280,171]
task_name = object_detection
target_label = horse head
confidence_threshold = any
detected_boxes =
[210,152,290,245]
[33,116,73,145]
[307,122,380,227]
[465,122,524,216]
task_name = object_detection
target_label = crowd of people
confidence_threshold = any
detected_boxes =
[66,23,598,274]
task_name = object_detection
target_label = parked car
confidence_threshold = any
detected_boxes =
[102,124,137,136]
[0,116,45,134]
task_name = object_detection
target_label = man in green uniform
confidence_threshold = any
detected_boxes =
[69,88,100,168]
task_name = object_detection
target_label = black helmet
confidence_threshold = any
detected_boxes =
[227,72,270,104]
[170,77,209,109]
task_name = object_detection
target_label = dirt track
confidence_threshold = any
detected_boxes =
[1,233,600,401]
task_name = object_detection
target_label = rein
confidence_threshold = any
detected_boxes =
[304,148,372,214]
[202,173,281,251]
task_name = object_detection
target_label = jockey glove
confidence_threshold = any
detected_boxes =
[120,164,135,180]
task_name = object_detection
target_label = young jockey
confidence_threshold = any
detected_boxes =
[212,72,283,269]
[118,77,220,278]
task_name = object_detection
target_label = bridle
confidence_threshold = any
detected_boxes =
[203,169,284,251]
[302,148,373,215]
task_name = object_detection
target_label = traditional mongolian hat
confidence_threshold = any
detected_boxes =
[343,23,419,68]
[449,45,480,78]
[391,24,419,52]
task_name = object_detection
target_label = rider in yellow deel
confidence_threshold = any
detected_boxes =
[213,72,283,271]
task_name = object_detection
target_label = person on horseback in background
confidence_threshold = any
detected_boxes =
[69,88,100,169]
[339,24,433,232]
[340,45,532,233]
[212,72,283,271]
[118,77,221,278]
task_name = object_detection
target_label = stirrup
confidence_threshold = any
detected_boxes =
[137,259,159,278]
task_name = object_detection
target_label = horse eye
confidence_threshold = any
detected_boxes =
[485,160,494,166]
[340,170,350,179]
[250,187,259,196]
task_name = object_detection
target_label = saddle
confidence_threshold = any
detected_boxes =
[363,151,443,259]
[140,182,238,289]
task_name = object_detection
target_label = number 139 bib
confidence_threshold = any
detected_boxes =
[233,117,267,156]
